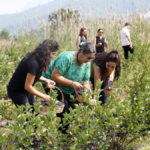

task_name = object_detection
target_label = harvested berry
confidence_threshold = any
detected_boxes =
[54,100,64,106]
[41,100,64,106]
[77,89,88,95]
[41,100,49,105]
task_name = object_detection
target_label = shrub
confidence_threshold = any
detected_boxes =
[0,28,10,40]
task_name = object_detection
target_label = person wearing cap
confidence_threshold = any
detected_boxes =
[120,22,134,59]
[42,42,96,133]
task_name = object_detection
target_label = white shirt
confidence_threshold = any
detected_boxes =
[120,27,130,46]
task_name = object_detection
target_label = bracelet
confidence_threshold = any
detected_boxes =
[71,81,74,87]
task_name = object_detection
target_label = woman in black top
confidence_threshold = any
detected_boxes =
[94,29,108,54]
[7,39,59,111]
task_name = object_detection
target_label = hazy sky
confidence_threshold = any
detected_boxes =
[0,0,54,14]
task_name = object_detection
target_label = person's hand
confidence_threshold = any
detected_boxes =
[108,78,113,90]
[72,82,83,90]
[91,99,96,103]
[109,76,114,83]
[104,40,108,44]
[98,42,102,46]
[43,94,50,102]
[92,95,95,100]
[130,43,132,49]
[46,79,55,89]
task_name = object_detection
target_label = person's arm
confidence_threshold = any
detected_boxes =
[38,76,55,88]
[126,35,132,45]
[82,80,90,90]
[126,32,132,48]
[51,68,83,90]
[93,37,96,47]
[92,65,101,99]
[25,73,50,102]
[76,36,81,50]
[94,66,101,90]
[94,37,102,47]
[104,38,108,47]
[109,70,115,83]
[81,61,91,91]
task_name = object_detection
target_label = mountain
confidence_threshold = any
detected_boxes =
[21,0,54,12]
[0,0,150,36]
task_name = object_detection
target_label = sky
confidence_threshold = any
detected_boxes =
[0,0,54,14]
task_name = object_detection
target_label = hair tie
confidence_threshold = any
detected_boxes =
[79,42,85,48]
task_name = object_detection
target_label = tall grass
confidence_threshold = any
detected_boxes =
[33,6,150,56]
[1,6,149,91]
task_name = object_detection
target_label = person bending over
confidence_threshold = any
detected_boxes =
[90,50,121,105]
[42,42,96,133]
[7,39,59,112]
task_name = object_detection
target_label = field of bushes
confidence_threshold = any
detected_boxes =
[0,8,150,150]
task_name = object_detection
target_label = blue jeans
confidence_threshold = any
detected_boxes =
[90,77,111,105]
[100,78,111,104]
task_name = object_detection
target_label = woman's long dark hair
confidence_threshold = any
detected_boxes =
[24,39,59,73]
[93,50,121,81]
[79,28,87,40]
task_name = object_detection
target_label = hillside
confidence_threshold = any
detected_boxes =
[21,0,54,11]
[0,0,150,36]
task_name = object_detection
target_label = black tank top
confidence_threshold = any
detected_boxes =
[96,36,105,53]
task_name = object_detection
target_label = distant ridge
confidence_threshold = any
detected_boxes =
[0,0,149,36]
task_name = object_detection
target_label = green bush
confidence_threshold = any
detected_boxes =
[0,28,10,40]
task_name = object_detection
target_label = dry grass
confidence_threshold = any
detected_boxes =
[140,146,150,150]
[0,39,20,54]
[131,138,150,150]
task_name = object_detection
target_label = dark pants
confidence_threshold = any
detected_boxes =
[96,47,105,54]
[42,84,76,133]
[90,77,110,105]
[122,45,134,59]
[7,85,36,113]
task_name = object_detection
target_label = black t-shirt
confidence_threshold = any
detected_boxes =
[9,54,42,92]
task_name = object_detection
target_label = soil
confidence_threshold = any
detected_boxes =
[117,92,129,100]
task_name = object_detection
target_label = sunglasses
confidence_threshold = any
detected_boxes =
[99,32,103,33]
[86,56,95,59]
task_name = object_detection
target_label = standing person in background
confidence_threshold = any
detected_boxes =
[94,29,108,55]
[76,28,88,50]
[120,22,134,59]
